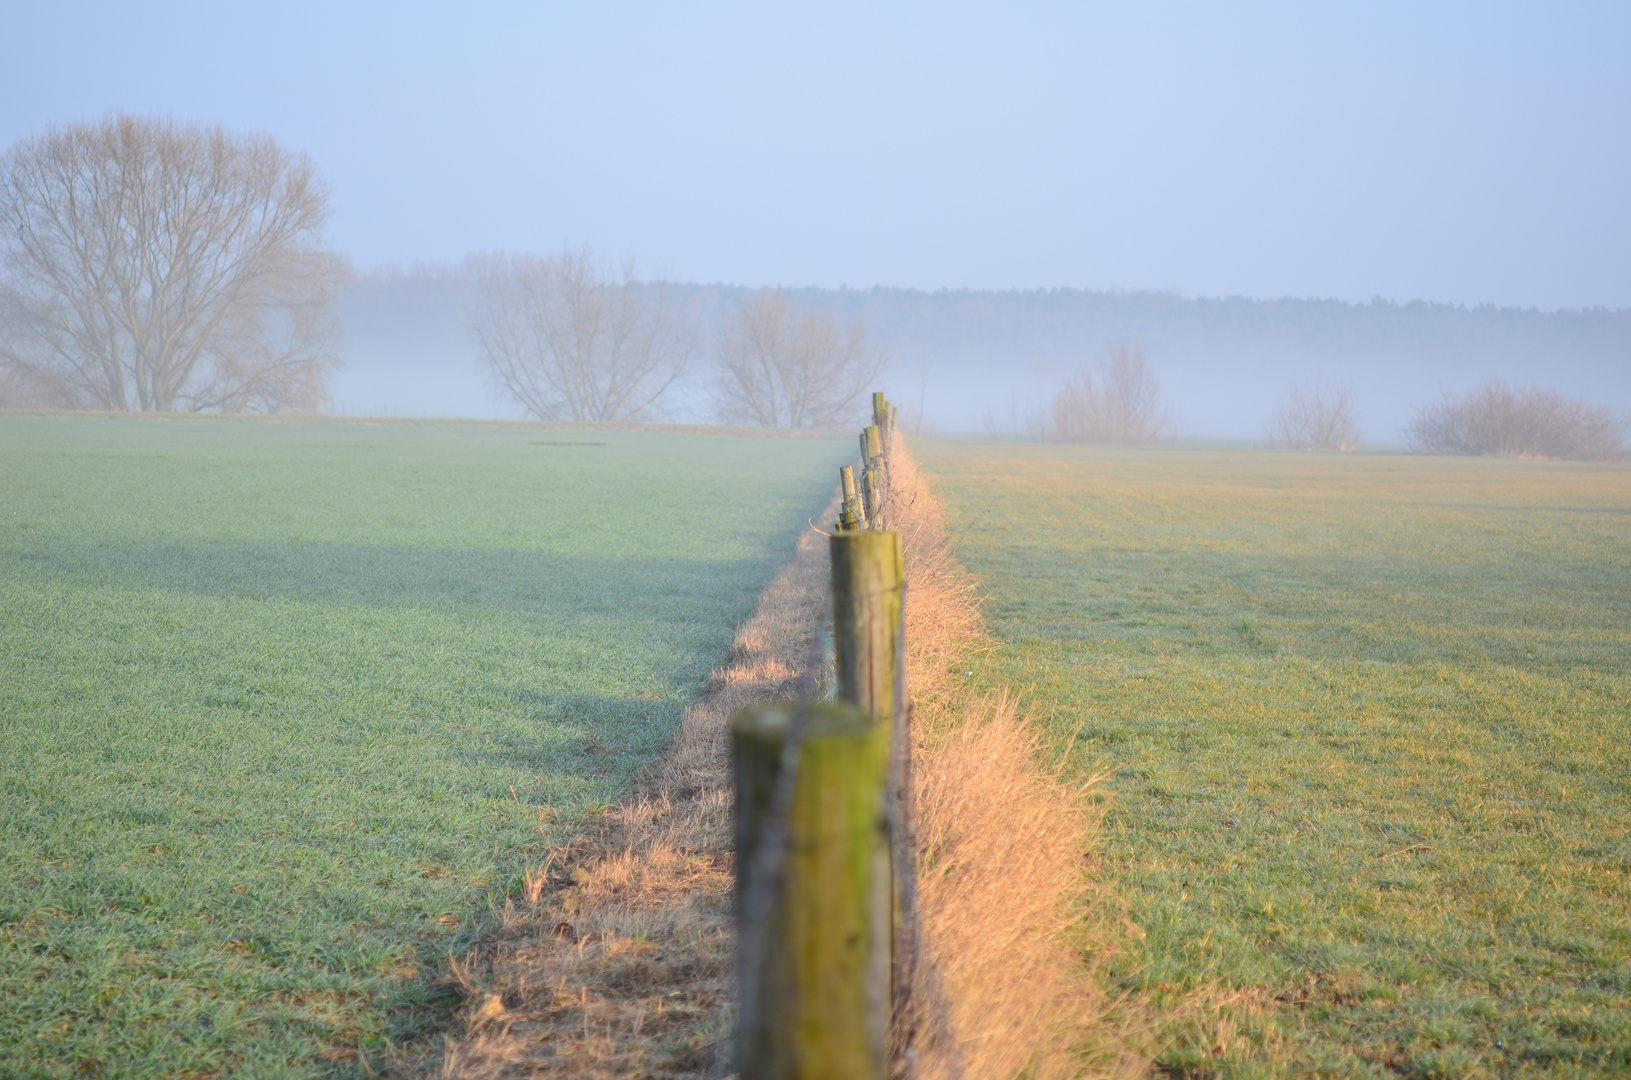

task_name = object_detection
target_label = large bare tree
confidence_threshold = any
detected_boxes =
[714,291,885,428]
[471,248,695,422]
[0,115,343,413]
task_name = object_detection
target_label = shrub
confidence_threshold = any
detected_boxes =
[1266,384,1361,451]
[1408,381,1625,461]
[1034,341,1168,445]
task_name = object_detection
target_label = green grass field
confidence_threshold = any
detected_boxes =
[0,414,847,1079]
[913,442,1631,1079]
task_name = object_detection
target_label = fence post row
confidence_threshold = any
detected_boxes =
[733,393,911,1080]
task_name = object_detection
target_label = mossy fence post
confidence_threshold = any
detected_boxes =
[733,702,891,1080]
[830,529,903,720]
[733,394,910,1080]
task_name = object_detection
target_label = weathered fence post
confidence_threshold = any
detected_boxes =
[830,530,904,721]
[831,525,914,1075]
[730,399,910,1079]
[734,702,891,1080]
[839,464,866,530]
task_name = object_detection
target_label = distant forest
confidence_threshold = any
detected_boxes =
[334,266,1631,440]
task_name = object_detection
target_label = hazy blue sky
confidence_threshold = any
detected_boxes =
[4,1,1628,309]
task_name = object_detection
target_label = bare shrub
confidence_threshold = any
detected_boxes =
[1266,383,1361,450]
[714,292,886,428]
[470,247,696,422]
[1408,380,1625,461]
[1036,341,1168,444]
[0,114,343,413]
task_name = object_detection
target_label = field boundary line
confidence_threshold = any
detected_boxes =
[427,497,840,1078]
[424,431,1146,1079]
[887,435,1147,1080]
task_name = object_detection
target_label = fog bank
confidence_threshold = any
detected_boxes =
[331,267,1631,441]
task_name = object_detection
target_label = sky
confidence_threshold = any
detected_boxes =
[3,1,1629,310]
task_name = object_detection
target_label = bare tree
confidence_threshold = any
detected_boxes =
[471,248,695,421]
[0,115,343,413]
[714,291,886,428]
[1266,383,1361,450]
[1408,380,1625,461]
[1034,341,1168,444]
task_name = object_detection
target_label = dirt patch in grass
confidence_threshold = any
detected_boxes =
[429,437,1142,1078]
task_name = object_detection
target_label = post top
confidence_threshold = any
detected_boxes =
[731,700,875,743]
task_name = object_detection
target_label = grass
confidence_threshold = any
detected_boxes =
[0,414,848,1079]
[911,442,1631,1079]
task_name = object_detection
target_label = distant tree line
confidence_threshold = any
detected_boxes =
[6,116,1623,455]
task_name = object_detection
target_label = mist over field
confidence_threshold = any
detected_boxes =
[8,5,1630,439]
[331,267,1631,440]
[6,6,1631,1075]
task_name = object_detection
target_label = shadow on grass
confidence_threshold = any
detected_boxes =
[10,535,771,618]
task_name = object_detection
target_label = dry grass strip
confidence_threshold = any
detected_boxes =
[427,506,833,1079]
[432,437,1143,1078]
[887,438,1144,1080]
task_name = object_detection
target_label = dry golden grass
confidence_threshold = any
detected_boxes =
[433,434,1137,1079]
[887,433,1143,1080]
[876,431,984,715]
[911,691,1135,1080]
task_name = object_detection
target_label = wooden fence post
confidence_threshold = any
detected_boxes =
[734,702,891,1080]
[838,464,866,530]
[830,527,911,1072]
[864,423,883,465]
[830,530,904,726]
[730,408,907,1079]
